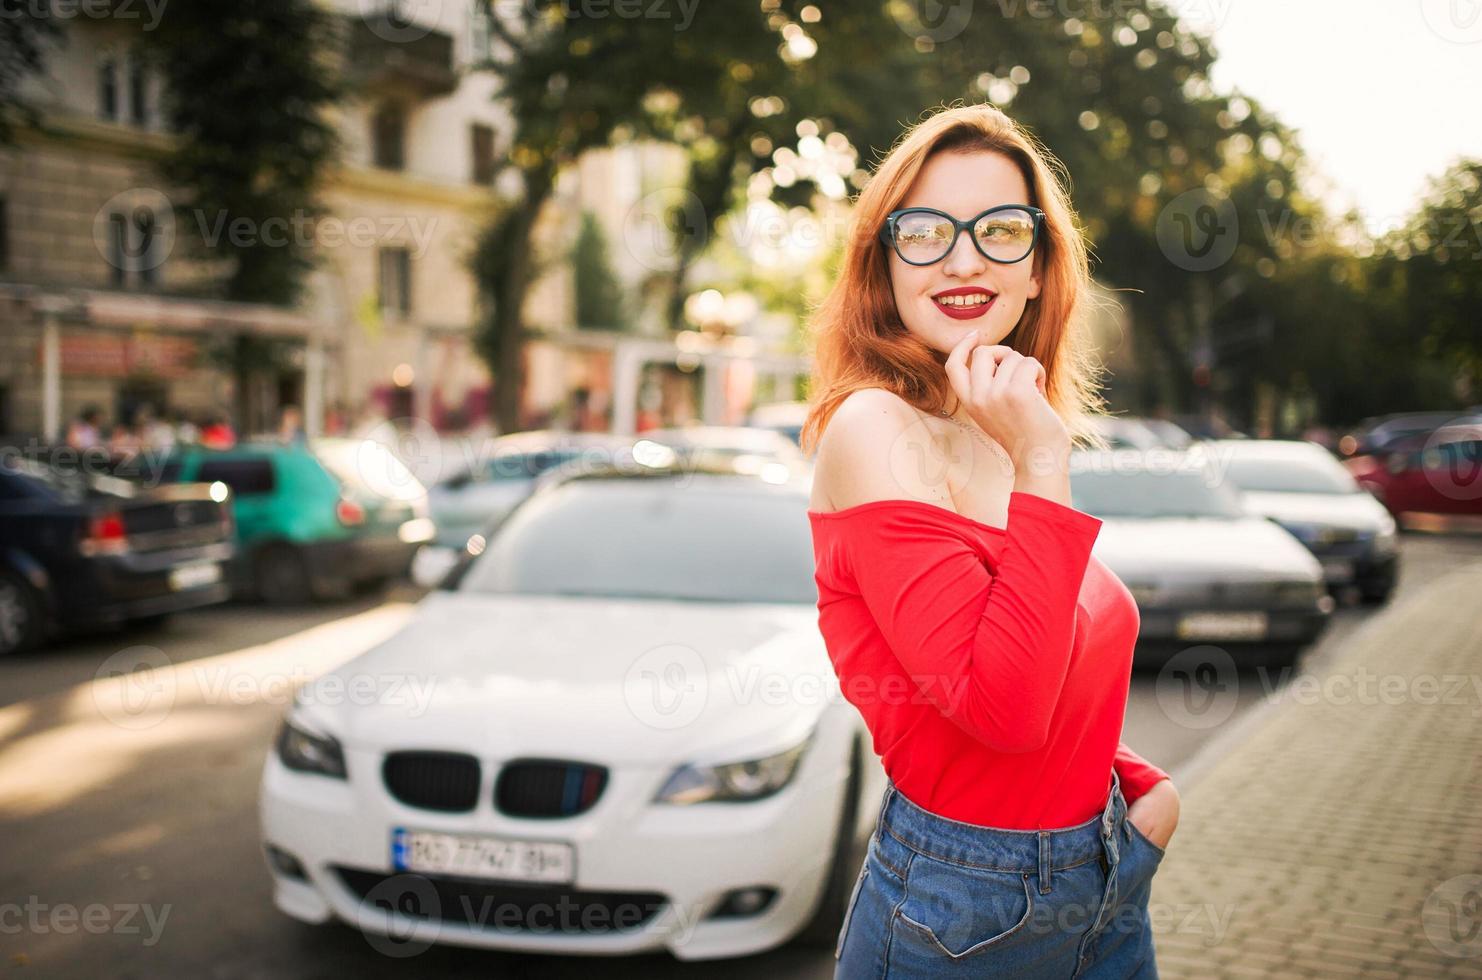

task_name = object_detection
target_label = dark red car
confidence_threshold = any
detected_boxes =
[1344,424,1482,520]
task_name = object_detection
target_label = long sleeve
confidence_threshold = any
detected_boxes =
[1114,741,1172,805]
[835,491,1103,753]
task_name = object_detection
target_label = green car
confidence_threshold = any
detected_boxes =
[155,437,433,603]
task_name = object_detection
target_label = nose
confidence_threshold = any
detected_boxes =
[940,225,988,279]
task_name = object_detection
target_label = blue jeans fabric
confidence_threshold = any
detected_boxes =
[834,768,1165,978]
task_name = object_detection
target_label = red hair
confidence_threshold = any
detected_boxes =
[799,102,1114,455]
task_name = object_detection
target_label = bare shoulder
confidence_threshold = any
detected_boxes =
[810,388,946,512]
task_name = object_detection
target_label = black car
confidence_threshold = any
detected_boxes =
[0,455,234,655]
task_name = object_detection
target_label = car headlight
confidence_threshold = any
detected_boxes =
[654,734,812,804]
[1278,521,1323,545]
[275,716,347,779]
[1274,580,1324,605]
[1372,517,1398,555]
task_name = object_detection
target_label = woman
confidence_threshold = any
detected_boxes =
[802,103,1181,978]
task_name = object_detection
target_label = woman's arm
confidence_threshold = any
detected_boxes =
[1114,741,1173,805]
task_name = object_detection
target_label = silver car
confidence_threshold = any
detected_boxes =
[1205,439,1399,604]
[1069,450,1335,669]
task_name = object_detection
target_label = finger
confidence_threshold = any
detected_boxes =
[980,349,1021,399]
[944,331,982,406]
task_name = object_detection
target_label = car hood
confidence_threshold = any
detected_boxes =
[1091,515,1321,581]
[294,591,832,765]
[1237,490,1388,531]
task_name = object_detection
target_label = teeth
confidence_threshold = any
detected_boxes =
[936,293,993,307]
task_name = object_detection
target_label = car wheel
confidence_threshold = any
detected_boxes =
[254,545,312,604]
[1358,585,1393,606]
[792,732,866,950]
[0,571,43,656]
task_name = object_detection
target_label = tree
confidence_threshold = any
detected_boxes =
[572,211,629,331]
[145,0,342,305]
[0,5,58,146]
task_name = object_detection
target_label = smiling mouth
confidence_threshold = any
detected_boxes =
[933,292,995,308]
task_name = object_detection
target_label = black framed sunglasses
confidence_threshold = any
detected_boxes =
[879,205,1045,266]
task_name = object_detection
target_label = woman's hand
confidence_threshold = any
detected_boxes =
[1126,778,1180,851]
[944,331,1068,474]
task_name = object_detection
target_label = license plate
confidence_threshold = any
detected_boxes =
[1320,559,1355,580]
[391,828,575,884]
[1176,611,1268,641]
[169,562,221,591]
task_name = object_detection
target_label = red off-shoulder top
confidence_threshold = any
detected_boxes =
[808,490,1170,829]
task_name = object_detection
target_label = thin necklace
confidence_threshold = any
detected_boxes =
[936,407,1012,467]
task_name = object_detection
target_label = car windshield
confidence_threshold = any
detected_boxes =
[1070,467,1246,518]
[1225,453,1362,494]
[483,449,592,481]
[313,439,425,500]
[457,477,818,604]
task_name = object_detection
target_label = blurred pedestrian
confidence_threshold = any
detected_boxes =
[278,404,306,444]
[65,405,103,450]
[200,413,236,450]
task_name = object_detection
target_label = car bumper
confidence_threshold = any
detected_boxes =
[300,535,419,586]
[67,542,234,627]
[257,719,856,960]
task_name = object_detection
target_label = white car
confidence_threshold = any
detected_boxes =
[259,458,884,960]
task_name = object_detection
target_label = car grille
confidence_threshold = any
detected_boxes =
[383,751,481,812]
[333,867,666,934]
[495,760,608,818]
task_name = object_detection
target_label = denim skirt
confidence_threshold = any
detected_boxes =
[834,767,1165,978]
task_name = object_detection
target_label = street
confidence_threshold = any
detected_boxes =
[2,530,1479,979]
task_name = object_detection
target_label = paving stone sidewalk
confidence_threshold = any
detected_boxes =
[1149,561,1482,979]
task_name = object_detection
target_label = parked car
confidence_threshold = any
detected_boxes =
[1336,410,1482,459]
[156,438,431,603]
[745,401,811,449]
[1344,423,1482,522]
[426,431,635,550]
[1070,450,1334,669]
[1207,440,1399,604]
[0,455,233,655]
[641,425,809,466]
[259,457,884,959]
[1088,416,1193,451]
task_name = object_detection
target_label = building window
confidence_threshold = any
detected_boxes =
[98,54,119,121]
[106,207,164,288]
[379,247,412,316]
[471,123,496,185]
[372,103,406,170]
[468,0,494,62]
[107,212,128,285]
[127,53,149,127]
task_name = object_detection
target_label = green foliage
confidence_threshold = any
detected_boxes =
[145,0,342,305]
[572,211,629,330]
[0,6,60,145]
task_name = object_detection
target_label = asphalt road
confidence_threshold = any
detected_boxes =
[3,530,1479,979]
